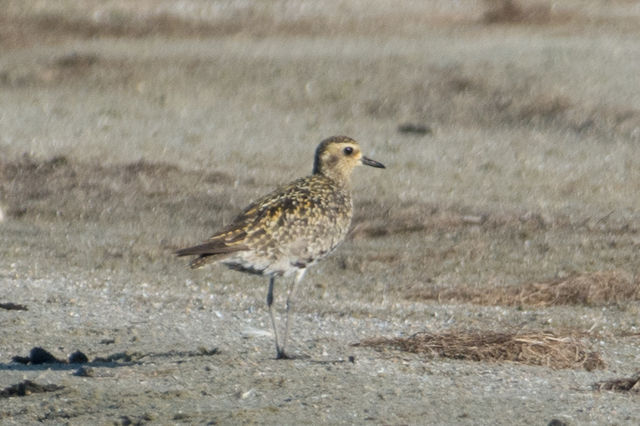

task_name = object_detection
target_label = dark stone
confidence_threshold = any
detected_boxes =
[397,123,432,135]
[73,367,95,377]
[0,302,28,311]
[0,380,63,398]
[29,347,62,364]
[68,350,89,364]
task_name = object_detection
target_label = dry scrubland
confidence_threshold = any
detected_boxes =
[1,1,640,424]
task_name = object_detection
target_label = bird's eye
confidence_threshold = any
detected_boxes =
[343,146,353,156]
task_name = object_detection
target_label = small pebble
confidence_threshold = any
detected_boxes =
[74,366,95,377]
[69,350,89,364]
[397,123,432,135]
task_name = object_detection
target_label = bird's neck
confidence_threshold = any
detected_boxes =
[313,169,351,188]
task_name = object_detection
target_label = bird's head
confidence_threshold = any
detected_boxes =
[312,136,385,182]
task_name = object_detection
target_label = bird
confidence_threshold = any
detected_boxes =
[175,136,385,359]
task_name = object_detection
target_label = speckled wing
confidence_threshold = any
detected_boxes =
[177,174,352,272]
[231,174,353,271]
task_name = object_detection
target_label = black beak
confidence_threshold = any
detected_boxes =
[361,156,385,169]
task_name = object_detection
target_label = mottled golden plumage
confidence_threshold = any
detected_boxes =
[176,135,385,358]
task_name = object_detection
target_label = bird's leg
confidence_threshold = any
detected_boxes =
[266,275,282,358]
[279,268,306,359]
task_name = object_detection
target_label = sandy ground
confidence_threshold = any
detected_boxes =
[2,1,640,424]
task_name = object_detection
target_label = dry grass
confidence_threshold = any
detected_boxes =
[483,0,552,25]
[593,372,640,393]
[356,330,605,371]
[0,155,231,222]
[408,270,640,308]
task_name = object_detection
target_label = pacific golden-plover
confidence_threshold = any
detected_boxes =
[176,136,385,359]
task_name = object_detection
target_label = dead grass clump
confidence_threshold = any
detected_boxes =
[409,270,639,308]
[483,0,552,25]
[357,330,604,370]
[509,271,638,307]
[516,94,572,124]
[593,372,640,393]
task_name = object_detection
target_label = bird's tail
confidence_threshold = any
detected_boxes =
[175,240,248,269]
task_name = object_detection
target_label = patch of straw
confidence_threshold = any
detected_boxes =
[593,373,640,393]
[356,330,604,371]
[409,270,639,307]
[483,0,552,25]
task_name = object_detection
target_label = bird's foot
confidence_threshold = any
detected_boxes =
[275,349,310,360]
[276,349,293,360]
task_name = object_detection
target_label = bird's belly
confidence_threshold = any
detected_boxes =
[222,229,346,277]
